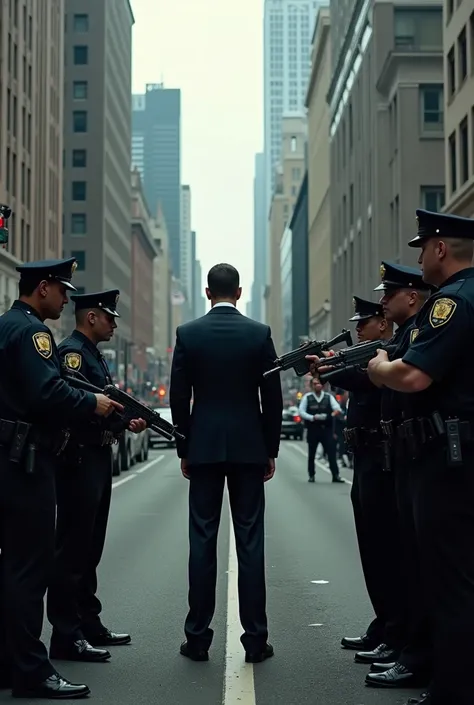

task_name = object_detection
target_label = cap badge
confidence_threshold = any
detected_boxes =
[115,294,120,305]
[71,261,78,274]
[380,263,386,280]
[352,297,356,310]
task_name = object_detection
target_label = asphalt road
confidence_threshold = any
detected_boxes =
[0,442,422,705]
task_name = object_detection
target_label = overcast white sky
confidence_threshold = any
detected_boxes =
[131,0,264,306]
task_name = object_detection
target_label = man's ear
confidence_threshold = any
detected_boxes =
[38,280,49,298]
[205,287,212,301]
[235,287,242,301]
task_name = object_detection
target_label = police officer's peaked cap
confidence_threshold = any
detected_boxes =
[16,257,78,291]
[374,261,431,292]
[408,209,474,247]
[349,295,384,322]
[70,289,121,317]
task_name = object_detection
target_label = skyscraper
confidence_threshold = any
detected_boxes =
[0,0,65,311]
[62,0,134,344]
[251,153,266,322]
[132,84,181,277]
[180,185,192,302]
[263,0,320,212]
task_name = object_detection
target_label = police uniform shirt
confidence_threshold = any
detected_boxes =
[0,301,96,425]
[401,268,474,419]
[380,314,420,423]
[60,330,113,389]
[299,391,342,425]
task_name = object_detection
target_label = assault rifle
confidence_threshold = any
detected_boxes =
[317,339,397,384]
[263,329,353,378]
[64,373,185,442]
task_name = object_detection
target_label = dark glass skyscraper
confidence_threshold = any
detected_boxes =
[132,84,181,277]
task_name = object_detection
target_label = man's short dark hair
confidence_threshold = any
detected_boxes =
[18,278,38,297]
[207,263,240,298]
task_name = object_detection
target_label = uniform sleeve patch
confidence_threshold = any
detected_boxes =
[429,298,457,328]
[64,352,82,370]
[410,328,420,343]
[32,331,52,359]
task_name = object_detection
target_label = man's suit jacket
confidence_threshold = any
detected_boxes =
[169,305,283,466]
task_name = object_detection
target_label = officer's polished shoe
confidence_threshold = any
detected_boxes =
[179,641,209,662]
[365,662,423,688]
[369,661,396,673]
[354,642,399,664]
[245,643,274,663]
[50,639,111,663]
[341,634,378,651]
[85,629,131,647]
[308,476,315,483]
[11,673,90,699]
[332,476,345,483]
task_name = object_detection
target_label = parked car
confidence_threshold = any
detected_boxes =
[112,427,151,476]
[149,407,176,450]
[281,406,304,440]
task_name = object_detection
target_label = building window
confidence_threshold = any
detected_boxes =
[394,8,443,50]
[72,149,87,167]
[421,186,445,212]
[458,27,467,83]
[73,45,88,65]
[72,181,86,201]
[73,14,89,32]
[460,117,469,184]
[73,111,87,133]
[73,80,88,100]
[291,136,296,152]
[449,131,457,193]
[292,167,301,181]
[447,47,456,96]
[420,85,444,132]
[71,251,86,271]
[71,213,87,235]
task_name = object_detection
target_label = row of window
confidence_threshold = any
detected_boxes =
[448,109,474,195]
[446,12,474,98]
[69,13,89,33]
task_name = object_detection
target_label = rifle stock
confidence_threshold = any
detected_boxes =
[263,329,353,378]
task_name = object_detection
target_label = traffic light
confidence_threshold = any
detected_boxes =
[296,391,303,400]
[0,205,11,247]
[158,386,166,398]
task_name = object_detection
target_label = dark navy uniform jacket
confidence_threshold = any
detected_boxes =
[0,301,96,428]
[401,267,474,420]
[380,314,419,424]
[59,330,117,440]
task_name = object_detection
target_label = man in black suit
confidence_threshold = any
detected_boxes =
[170,263,283,664]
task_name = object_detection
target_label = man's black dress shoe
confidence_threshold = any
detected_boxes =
[85,629,131,647]
[179,641,209,662]
[354,642,398,664]
[12,673,90,699]
[341,634,378,651]
[370,661,396,673]
[245,643,274,664]
[50,639,111,663]
[332,476,345,483]
[365,662,423,688]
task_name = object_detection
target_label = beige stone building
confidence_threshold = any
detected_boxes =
[265,116,306,353]
[150,203,172,362]
[0,0,64,313]
[305,7,332,340]
[443,0,474,217]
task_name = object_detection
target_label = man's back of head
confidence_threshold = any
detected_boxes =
[206,263,242,305]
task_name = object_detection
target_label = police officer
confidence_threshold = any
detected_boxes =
[298,378,343,482]
[364,262,433,689]
[47,290,145,662]
[325,297,395,653]
[368,209,474,705]
[0,259,122,698]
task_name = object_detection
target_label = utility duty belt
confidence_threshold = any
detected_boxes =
[343,426,381,451]
[0,418,70,474]
[69,428,115,448]
[384,413,472,468]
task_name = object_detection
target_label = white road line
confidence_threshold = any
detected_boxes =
[111,453,166,489]
[287,442,353,486]
[223,503,256,705]
[135,454,165,473]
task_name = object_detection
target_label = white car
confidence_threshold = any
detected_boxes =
[149,407,176,449]
[112,427,151,476]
